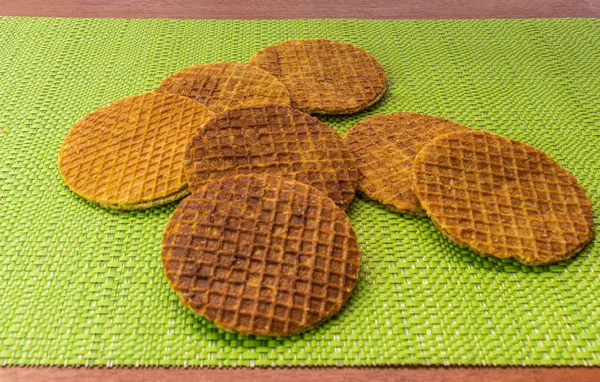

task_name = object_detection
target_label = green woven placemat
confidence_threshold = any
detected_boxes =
[0,17,599,367]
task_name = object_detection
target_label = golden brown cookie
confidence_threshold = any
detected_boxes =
[156,62,291,113]
[412,130,595,265]
[161,174,361,336]
[344,112,470,215]
[249,39,386,115]
[58,92,214,210]
[184,104,358,209]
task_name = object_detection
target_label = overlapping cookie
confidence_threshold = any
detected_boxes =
[157,62,291,113]
[250,39,386,115]
[412,130,595,265]
[184,104,358,209]
[59,92,214,209]
[161,174,361,336]
[344,112,469,215]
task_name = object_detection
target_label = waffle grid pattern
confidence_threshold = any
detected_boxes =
[185,105,358,209]
[1,17,600,366]
[156,62,291,113]
[249,39,386,114]
[344,112,469,215]
[162,175,360,336]
[58,92,214,209]
[412,131,594,265]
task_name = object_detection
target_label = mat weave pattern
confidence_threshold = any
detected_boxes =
[0,17,599,367]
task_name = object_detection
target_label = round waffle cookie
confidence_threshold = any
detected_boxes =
[184,105,358,209]
[156,62,291,113]
[412,130,595,265]
[58,92,214,210]
[161,174,361,336]
[344,112,470,215]
[249,39,386,115]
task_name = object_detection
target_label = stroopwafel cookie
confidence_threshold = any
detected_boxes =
[156,62,291,113]
[184,105,358,209]
[161,174,361,336]
[412,130,594,265]
[58,92,214,209]
[249,39,386,115]
[344,112,469,215]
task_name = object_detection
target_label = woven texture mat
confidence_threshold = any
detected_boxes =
[0,17,599,367]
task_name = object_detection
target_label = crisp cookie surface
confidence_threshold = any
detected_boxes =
[184,105,358,209]
[156,62,291,113]
[344,112,469,215]
[249,39,386,115]
[58,92,214,209]
[412,131,595,265]
[161,174,361,336]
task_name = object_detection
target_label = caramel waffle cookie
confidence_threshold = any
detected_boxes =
[58,92,214,209]
[184,105,358,209]
[161,174,361,336]
[344,112,469,215]
[156,62,291,113]
[412,130,594,265]
[249,39,386,115]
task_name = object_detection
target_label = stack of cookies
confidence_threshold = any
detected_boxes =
[58,39,594,336]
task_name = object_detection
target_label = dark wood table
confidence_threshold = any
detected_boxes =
[1,1,600,381]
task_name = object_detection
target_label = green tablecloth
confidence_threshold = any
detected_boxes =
[0,17,599,366]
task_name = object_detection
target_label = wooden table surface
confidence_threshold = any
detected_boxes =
[1,1,600,381]
[1,0,599,19]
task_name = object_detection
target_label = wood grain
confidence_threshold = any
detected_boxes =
[0,0,599,19]
[2,366,600,382]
